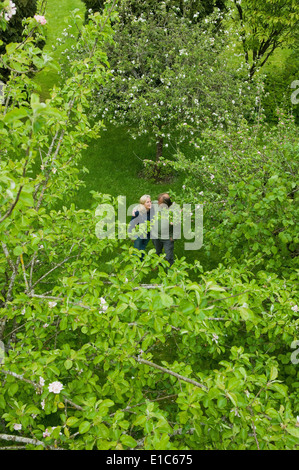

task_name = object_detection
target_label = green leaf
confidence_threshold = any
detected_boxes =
[25,405,40,415]
[160,292,173,308]
[206,284,226,292]
[19,190,34,207]
[286,426,299,438]
[97,423,110,439]
[120,434,137,448]
[13,246,23,256]
[269,382,288,397]
[133,415,147,427]
[3,107,29,124]
[59,317,68,330]
[66,416,79,427]
[154,317,164,333]
[79,421,91,434]
[0,396,6,409]
[226,392,238,406]
[64,359,73,370]
[270,366,278,381]
[239,307,255,322]
[180,300,195,315]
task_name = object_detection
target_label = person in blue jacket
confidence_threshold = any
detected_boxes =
[129,194,154,258]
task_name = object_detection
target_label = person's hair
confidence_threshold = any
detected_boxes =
[158,193,172,207]
[133,194,151,215]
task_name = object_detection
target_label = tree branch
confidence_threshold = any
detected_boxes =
[0,433,64,450]
[131,356,208,391]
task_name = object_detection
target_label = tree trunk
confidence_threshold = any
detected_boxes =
[156,136,163,161]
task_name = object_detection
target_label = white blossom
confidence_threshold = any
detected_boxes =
[99,297,108,313]
[48,381,64,394]
[1,1,17,22]
[13,423,22,431]
[212,334,219,343]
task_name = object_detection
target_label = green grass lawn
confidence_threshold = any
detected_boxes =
[74,125,186,209]
[73,123,208,271]
[34,0,85,100]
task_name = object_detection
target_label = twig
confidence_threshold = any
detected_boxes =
[131,356,208,391]
[20,254,29,293]
[208,290,251,304]
[30,253,77,290]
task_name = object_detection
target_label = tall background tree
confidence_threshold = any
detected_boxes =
[88,0,256,165]
[228,0,299,79]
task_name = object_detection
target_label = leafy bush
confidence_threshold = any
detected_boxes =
[139,159,176,183]
[169,113,299,275]
[0,0,41,82]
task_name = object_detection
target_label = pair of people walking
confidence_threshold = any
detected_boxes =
[129,192,174,267]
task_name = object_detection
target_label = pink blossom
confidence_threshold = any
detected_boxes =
[13,423,22,431]
[34,15,47,25]
[43,429,51,438]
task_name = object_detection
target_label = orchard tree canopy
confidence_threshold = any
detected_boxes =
[82,0,227,21]
[90,1,256,161]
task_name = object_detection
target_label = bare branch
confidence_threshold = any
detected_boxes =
[131,356,208,391]
[0,433,64,450]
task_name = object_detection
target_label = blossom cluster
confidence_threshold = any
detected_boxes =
[34,14,47,25]
[99,297,108,313]
[1,1,16,22]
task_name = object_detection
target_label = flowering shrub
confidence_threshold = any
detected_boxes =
[89,1,257,166]
[139,159,176,183]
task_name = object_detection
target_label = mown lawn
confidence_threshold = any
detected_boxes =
[34,0,85,100]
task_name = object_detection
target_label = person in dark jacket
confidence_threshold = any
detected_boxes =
[129,194,153,258]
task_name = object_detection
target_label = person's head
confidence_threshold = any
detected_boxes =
[139,194,151,211]
[133,194,151,215]
[158,193,172,207]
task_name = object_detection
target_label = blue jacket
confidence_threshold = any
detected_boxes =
[129,207,155,240]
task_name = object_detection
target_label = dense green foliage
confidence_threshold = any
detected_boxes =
[170,114,299,274]
[227,0,299,78]
[0,0,41,82]
[0,0,298,451]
